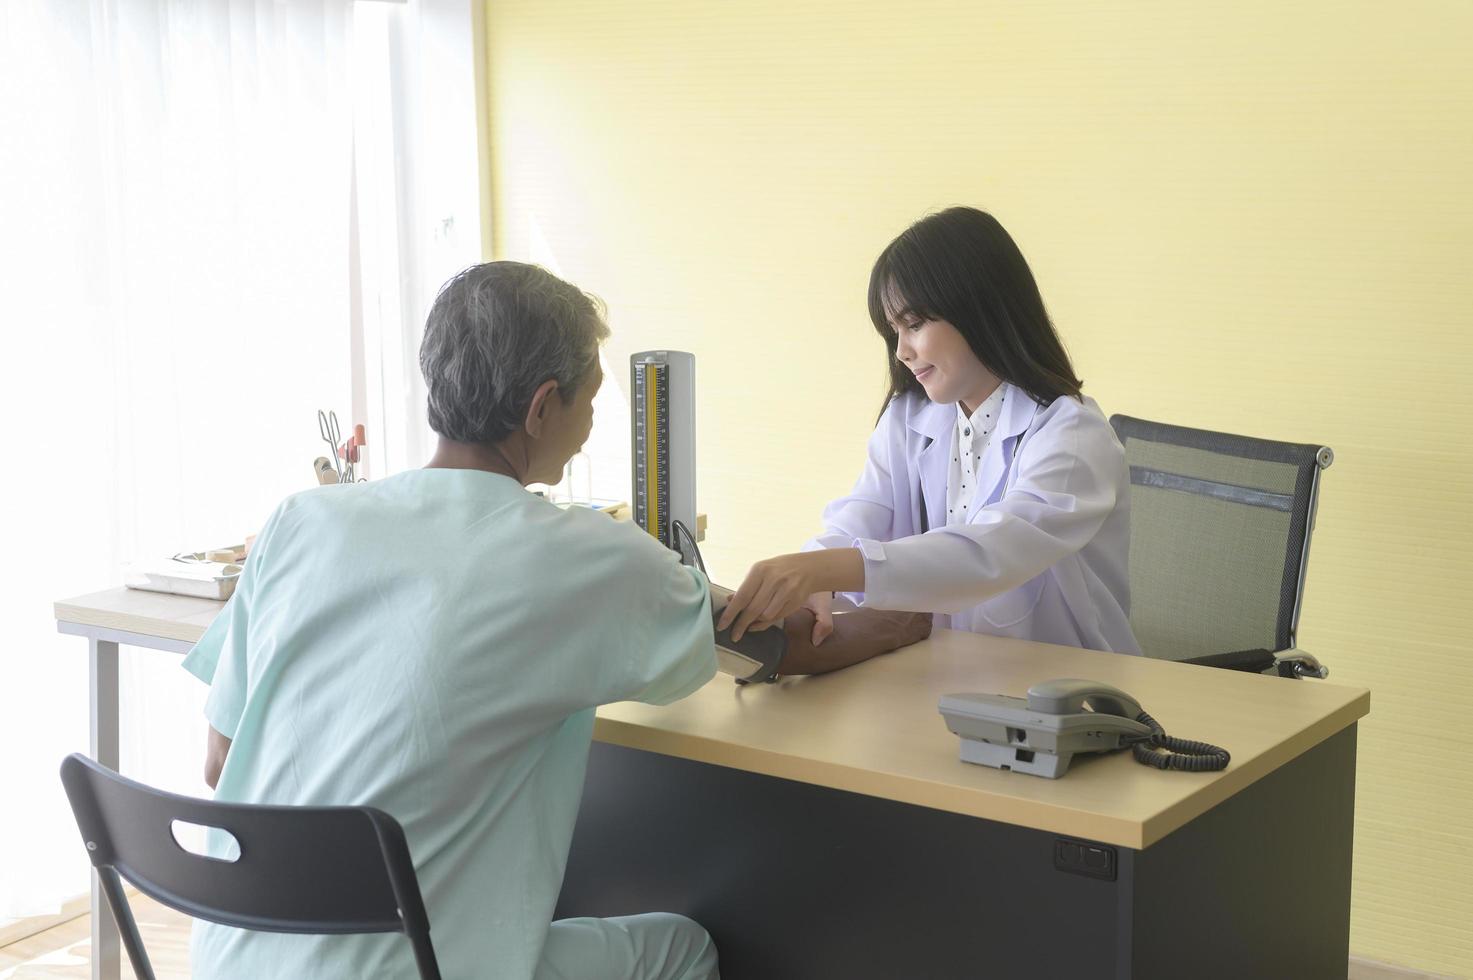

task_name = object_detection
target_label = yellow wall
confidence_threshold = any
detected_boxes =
[484,2,1473,972]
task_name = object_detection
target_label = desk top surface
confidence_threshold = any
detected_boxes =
[57,587,1369,848]
[57,587,229,644]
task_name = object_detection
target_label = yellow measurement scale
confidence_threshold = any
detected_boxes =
[630,350,696,554]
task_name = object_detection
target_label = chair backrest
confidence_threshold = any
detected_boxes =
[1109,415,1332,663]
[59,753,439,978]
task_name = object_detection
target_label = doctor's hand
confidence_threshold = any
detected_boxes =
[803,591,834,647]
[717,549,863,642]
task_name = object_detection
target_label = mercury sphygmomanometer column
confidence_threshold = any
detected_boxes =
[630,350,697,557]
[629,350,785,683]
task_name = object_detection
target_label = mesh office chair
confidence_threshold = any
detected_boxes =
[1109,415,1333,679]
[59,753,441,980]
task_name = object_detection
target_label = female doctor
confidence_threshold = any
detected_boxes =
[719,206,1141,656]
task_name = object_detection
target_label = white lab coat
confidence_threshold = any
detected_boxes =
[805,384,1141,655]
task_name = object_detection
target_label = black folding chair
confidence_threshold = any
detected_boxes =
[1110,415,1333,679]
[59,753,441,979]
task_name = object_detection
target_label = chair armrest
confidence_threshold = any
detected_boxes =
[1178,648,1329,679]
[1179,649,1277,673]
[1273,649,1329,679]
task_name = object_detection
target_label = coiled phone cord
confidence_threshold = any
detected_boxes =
[1129,711,1231,772]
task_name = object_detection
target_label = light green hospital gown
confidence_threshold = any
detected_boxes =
[181,469,716,979]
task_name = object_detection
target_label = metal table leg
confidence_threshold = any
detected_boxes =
[55,619,194,978]
[88,637,120,980]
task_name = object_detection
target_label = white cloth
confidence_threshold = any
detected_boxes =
[946,385,1007,526]
[804,384,1140,654]
[536,914,718,980]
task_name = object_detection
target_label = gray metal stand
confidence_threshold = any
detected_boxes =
[88,637,120,980]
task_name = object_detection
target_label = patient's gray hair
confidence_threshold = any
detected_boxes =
[420,262,609,444]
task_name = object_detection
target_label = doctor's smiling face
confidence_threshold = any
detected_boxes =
[889,306,1000,415]
[868,207,1085,420]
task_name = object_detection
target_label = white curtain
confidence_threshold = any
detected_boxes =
[352,0,485,478]
[0,0,355,921]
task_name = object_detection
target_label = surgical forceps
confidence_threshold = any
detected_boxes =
[317,409,345,483]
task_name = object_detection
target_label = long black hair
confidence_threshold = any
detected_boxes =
[868,207,1082,421]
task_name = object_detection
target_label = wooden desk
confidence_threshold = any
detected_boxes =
[563,632,1367,979]
[57,588,1369,980]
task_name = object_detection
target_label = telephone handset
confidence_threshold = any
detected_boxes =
[939,679,1230,779]
[1026,678,1143,719]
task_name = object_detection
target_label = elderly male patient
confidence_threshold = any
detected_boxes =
[181,262,720,980]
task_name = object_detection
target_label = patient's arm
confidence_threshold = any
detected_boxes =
[777,598,933,675]
[205,725,232,789]
[710,585,932,678]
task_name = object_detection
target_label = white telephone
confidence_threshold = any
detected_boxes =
[939,679,1230,778]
